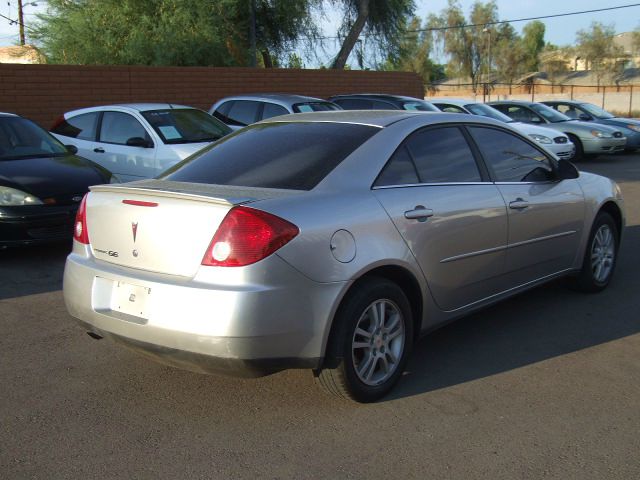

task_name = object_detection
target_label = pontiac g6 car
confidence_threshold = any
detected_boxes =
[63,111,624,402]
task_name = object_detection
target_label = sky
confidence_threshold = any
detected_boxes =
[0,0,638,61]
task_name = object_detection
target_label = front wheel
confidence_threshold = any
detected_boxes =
[316,278,414,403]
[567,133,584,161]
[572,212,619,292]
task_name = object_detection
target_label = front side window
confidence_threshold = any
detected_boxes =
[51,112,99,140]
[505,106,544,124]
[162,122,379,190]
[468,126,554,183]
[99,112,150,145]
[142,109,230,144]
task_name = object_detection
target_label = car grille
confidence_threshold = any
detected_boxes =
[556,151,574,159]
[613,131,623,138]
[554,136,568,144]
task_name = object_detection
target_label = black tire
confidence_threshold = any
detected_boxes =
[316,277,414,403]
[571,212,619,292]
[567,133,584,161]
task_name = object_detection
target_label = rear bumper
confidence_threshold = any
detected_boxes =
[63,245,345,376]
[0,205,77,247]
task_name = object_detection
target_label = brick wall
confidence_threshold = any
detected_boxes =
[0,64,424,128]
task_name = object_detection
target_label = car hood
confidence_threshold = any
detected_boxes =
[511,122,567,139]
[600,118,640,129]
[549,120,620,136]
[165,142,212,160]
[0,155,110,201]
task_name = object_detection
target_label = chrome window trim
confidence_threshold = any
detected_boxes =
[372,182,493,190]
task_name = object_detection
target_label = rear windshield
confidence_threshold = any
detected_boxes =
[292,102,341,113]
[141,109,231,144]
[401,101,438,112]
[161,122,379,190]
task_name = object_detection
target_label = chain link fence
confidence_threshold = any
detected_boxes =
[427,82,640,117]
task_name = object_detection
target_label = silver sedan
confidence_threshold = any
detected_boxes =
[63,111,625,402]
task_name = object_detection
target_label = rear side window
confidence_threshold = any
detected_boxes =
[162,122,379,190]
[261,103,289,120]
[406,126,481,183]
[51,112,99,140]
[370,100,397,110]
[468,126,554,182]
[225,100,261,126]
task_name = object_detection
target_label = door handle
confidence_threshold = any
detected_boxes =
[509,198,529,210]
[404,206,434,221]
[93,147,105,153]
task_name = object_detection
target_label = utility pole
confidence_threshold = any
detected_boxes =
[249,0,257,67]
[17,0,25,45]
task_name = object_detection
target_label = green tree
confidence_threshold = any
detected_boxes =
[381,16,444,84]
[521,20,545,72]
[431,0,498,91]
[30,0,317,67]
[576,22,624,84]
[330,0,415,70]
[493,22,525,91]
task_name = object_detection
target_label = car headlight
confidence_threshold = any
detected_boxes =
[591,130,612,138]
[624,124,640,133]
[0,186,43,206]
[528,134,552,144]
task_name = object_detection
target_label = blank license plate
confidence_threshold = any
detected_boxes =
[111,281,151,319]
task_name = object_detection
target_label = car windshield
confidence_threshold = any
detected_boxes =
[292,102,341,113]
[401,101,439,112]
[161,122,379,190]
[0,116,69,160]
[465,103,514,123]
[530,103,571,123]
[141,109,231,144]
[580,103,615,119]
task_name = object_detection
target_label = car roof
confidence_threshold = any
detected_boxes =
[64,103,196,116]
[329,93,427,103]
[256,109,495,128]
[214,93,329,104]
[0,112,19,117]
[430,98,477,106]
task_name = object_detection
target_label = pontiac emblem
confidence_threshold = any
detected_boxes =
[131,222,138,242]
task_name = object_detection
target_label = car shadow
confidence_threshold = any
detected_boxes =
[0,242,71,300]
[386,224,640,402]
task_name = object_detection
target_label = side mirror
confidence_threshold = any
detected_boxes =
[65,144,78,154]
[578,113,592,121]
[126,137,154,148]
[557,159,579,180]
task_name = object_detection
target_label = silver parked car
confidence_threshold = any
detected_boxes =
[209,93,341,130]
[488,100,626,160]
[51,104,231,182]
[63,111,624,402]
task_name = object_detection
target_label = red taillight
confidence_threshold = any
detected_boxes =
[73,194,90,244]
[202,206,299,267]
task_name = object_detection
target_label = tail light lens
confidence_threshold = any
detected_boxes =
[73,194,90,244]
[202,206,299,267]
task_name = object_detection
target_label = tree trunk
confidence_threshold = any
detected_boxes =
[261,49,273,68]
[331,0,369,69]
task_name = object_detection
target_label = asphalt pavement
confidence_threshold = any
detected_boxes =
[1,153,639,479]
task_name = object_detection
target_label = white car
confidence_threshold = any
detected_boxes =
[51,104,231,182]
[430,98,575,160]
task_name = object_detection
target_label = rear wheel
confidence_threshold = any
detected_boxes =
[572,212,619,292]
[316,277,413,403]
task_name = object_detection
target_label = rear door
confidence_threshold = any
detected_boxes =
[373,125,509,312]
[467,126,584,285]
[51,111,100,161]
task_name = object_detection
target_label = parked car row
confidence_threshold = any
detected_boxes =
[2,92,635,249]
